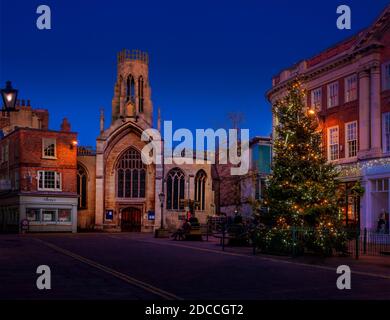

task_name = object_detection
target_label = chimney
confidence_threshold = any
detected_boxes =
[60,117,71,132]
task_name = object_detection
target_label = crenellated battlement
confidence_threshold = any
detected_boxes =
[117,49,149,65]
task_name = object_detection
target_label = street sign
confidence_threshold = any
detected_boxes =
[148,211,155,220]
[21,219,29,232]
[105,210,113,220]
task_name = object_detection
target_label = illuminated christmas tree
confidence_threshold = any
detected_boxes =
[259,80,346,256]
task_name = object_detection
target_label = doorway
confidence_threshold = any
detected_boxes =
[121,207,142,232]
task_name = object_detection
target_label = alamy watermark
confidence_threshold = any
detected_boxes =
[36,265,51,290]
[336,265,351,290]
[337,5,352,30]
[140,121,250,176]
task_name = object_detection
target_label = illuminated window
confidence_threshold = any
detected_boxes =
[327,82,339,108]
[166,168,185,210]
[345,74,357,102]
[26,208,40,221]
[25,208,71,223]
[116,148,146,198]
[328,126,339,161]
[194,170,207,211]
[345,121,357,158]
[42,138,56,158]
[58,209,71,222]
[42,209,56,222]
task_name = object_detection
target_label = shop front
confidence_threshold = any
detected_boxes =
[19,195,78,233]
[360,160,390,234]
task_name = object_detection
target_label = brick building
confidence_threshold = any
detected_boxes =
[0,105,78,232]
[267,5,390,232]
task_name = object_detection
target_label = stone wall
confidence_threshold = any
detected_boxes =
[77,155,96,230]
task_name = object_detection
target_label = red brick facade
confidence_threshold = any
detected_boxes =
[0,128,77,194]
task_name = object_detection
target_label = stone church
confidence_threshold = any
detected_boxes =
[77,49,215,232]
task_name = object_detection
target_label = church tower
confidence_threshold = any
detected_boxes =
[111,49,153,127]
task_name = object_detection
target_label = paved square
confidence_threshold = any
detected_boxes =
[1,233,389,300]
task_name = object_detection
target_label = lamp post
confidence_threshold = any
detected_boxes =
[155,192,168,238]
[1,81,18,114]
[159,192,165,229]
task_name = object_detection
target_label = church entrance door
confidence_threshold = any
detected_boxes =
[121,207,142,232]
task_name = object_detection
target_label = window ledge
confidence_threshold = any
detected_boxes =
[337,157,358,165]
[42,156,57,160]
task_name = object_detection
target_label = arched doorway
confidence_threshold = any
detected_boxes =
[121,207,142,232]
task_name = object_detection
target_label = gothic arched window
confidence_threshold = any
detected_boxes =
[166,168,185,210]
[77,165,88,209]
[126,75,135,103]
[194,170,207,211]
[117,148,146,198]
[138,76,144,113]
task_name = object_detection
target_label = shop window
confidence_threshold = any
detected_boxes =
[42,209,56,222]
[25,208,72,223]
[58,209,71,222]
[26,208,40,221]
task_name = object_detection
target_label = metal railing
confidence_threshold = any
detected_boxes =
[346,228,390,258]
[203,217,390,258]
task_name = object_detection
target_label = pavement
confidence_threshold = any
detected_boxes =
[0,232,389,300]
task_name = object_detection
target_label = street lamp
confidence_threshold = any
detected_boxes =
[158,192,165,229]
[1,81,18,113]
[308,107,316,116]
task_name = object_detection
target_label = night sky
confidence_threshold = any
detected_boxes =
[0,0,389,147]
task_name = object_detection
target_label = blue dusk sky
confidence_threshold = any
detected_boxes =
[0,0,389,147]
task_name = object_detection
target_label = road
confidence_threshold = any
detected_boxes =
[1,233,389,300]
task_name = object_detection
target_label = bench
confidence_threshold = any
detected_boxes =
[185,225,202,241]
